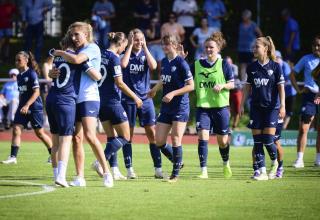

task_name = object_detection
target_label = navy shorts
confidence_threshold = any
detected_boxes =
[75,101,100,122]
[46,99,76,136]
[196,107,230,135]
[300,92,317,122]
[122,98,156,127]
[14,109,43,129]
[99,103,128,125]
[157,111,189,124]
[248,106,279,129]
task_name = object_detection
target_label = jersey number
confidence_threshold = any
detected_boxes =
[56,63,71,88]
[97,65,107,87]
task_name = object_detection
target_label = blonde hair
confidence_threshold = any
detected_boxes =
[256,36,276,61]
[16,51,40,75]
[205,31,226,50]
[67,21,94,43]
[131,28,144,36]
[108,32,127,46]
[161,34,180,46]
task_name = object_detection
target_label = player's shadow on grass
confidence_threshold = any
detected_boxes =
[0,175,49,181]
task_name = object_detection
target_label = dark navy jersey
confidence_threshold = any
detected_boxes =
[246,60,285,109]
[98,49,122,105]
[122,50,150,103]
[190,58,234,81]
[17,68,43,111]
[48,52,78,102]
[160,55,193,113]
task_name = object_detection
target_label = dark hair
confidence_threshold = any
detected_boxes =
[60,34,74,50]
[17,51,40,75]
[108,32,127,46]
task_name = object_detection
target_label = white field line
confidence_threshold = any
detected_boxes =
[0,180,56,199]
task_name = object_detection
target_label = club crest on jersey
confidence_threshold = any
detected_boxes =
[140,56,146,63]
[171,66,176,72]
[24,77,29,82]
[267,70,274,76]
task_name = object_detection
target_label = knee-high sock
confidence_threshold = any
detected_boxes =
[198,140,208,167]
[149,143,161,168]
[253,134,265,169]
[104,136,128,161]
[219,144,230,162]
[172,146,183,177]
[122,142,132,168]
[262,134,277,161]
[159,143,173,163]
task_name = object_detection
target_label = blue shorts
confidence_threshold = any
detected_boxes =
[46,99,76,136]
[300,92,317,120]
[123,98,156,127]
[13,109,43,129]
[75,101,100,122]
[157,111,189,124]
[0,28,13,38]
[274,122,283,141]
[196,107,230,135]
[248,106,279,129]
[99,103,128,125]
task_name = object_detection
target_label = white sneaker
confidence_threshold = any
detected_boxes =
[91,160,103,177]
[253,172,268,181]
[55,176,69,188]
[198,170,208,179]
[2,156,17,164]
[103,173,114,188]
[69,176,86,187]
[113,172,127,180]
[127,168,137,179]
[293,159,304,168]
[155,169,164,179]
[268,160,279,180]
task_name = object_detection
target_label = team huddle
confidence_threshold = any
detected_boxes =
[3,20,313,187]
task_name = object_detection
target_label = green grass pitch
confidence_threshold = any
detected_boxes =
[0,141,320,220]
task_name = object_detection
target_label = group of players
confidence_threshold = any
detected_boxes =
[1,20,319,187]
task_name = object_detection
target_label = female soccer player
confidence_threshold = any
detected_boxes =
[192,32,234,179]
[119,29,159,178]
[290,35,320,168]
[52,21,113,187]
[240,36,285,181]
[1,51,52,164]
[91,31,143,180]
[148,34,194,182]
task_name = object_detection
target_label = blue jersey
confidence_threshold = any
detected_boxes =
[1,81,19,102]
[17,68,42,111]
[160,55,193,113]
[98,49,122,105]
[246,60,284,109]
[122,50,150,104]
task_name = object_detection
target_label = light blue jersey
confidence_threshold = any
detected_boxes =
[293,54,320,93]
[1,81,19,102]
[76,43,101,103]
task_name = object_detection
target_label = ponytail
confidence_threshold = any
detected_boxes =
[256,36,276,61]
[108,32,127,46]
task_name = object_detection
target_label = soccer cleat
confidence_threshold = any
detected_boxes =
[113,172,127,180]
[47,156,52,164]
[275,168,284,179]
[167,175,179,183]
[55,176,69,188]
[198,170,208,179]
[154,169,164,179]
[223,162,232,178]
[69,176,86,187]
[293,159,304,168]
[253,172,268,181]
[314,161,320,167]
[1,156,17,164]
[268,160,279,180]
[127,170,137,179]
[180,162,184,170]
[103,173,114,188]
[251,170,260,179]
[91,160,103,178]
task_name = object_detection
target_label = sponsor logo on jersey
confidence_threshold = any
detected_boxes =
[161,75,171,84]
[130,64,144,73]
[199,81,216,88]
[253,78,269,87]
[199,70,216,78]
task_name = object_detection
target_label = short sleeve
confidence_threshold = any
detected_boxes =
[180,58,193,81]
[30,71,40,89]
[275,63,285,85]
[79,44,100,63]
[246,66,252,84]
[111,56,122,78]
[293,55,306,74]
[222,60,234,82]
